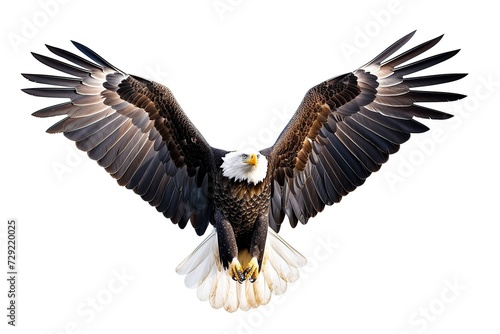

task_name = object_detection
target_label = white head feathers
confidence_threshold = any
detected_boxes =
[221,149,268,185]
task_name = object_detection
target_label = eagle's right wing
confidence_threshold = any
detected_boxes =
[23,41,216,236]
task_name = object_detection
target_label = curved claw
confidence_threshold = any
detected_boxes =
[228,258,245,283]
[243,257,259,283]
[228,257,260,283]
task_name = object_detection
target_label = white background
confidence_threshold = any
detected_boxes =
[2,0,499,333]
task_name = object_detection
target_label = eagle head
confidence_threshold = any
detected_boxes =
[221,150,268,185]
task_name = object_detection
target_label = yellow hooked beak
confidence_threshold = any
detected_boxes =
[246,154,258,166]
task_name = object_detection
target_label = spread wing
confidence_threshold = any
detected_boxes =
[22,41,217,236]
[264,31,466,232]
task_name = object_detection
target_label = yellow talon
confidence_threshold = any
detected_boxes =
[228,257,260,283]
[243,257,259,283]
[228,258,245,283]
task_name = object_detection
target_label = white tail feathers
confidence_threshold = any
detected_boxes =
[176,228,307,312]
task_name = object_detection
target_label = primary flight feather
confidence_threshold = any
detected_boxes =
[22,31,466,312]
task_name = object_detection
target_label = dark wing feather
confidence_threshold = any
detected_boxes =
[265,31,466,232]
[23,42,217,236]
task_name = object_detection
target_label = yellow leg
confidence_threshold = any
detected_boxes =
[228,258,245,283]
[243,257,259,283]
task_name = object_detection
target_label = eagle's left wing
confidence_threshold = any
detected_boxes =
[264,31,466,232]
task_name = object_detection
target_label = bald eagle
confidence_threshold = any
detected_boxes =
[22,31,465,312]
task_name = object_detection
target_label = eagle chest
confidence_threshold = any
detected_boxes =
[217,177,271,230]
